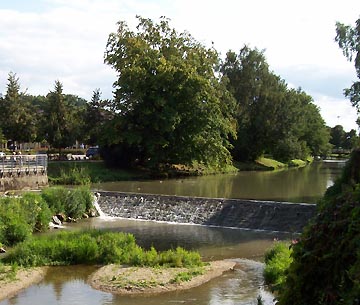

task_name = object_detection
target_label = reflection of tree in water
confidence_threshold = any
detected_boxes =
[43,266,98,301]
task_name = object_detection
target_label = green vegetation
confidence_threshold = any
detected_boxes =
[0,15,335,175]
[2,230,203,268]
[41,186,93,219]
[263,242,293,293]
[274,149,360,305]
[336,18,360,119]
[256,157,286,170]
[170,267,205,283]
[221,46,331,162]
[48,161,148,184]
[0,193,52,246]
[0,186,94,247]
[0,262,18,282]
[103,16,236,170]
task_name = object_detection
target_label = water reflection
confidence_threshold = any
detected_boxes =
[0,220,288,305]
[92,161,346,203]
[1,260,273,305]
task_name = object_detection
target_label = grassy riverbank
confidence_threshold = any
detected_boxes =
[48,156,311,185]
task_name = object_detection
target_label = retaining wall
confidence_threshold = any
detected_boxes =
[0,172,48,192]
[97,191,316,233]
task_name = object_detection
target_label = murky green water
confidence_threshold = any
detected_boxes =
[0,161,346,305]
[92,160,346,203]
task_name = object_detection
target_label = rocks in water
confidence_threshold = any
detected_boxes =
[52,215,62,226]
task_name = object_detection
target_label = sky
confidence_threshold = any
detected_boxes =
[0,0,359,131]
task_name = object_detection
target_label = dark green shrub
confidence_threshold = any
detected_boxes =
[277,149,360,305]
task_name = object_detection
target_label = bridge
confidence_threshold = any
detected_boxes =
[0,154,48,192]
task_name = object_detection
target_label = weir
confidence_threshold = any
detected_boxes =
[96,191,316,233]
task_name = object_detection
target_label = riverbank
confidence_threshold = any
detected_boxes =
[48,157,311,185]
[88,260,236,295]
[0,266,47,301]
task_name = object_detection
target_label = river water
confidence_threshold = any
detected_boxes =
[0,160,346,305]
[92,160,346,203]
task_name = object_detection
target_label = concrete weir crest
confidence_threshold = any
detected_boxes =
[96,191,316,233]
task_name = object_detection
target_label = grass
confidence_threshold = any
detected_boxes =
[287,159,307,167]
[263,242,293,293]
[48,161,149,184]
[256,157,287,170]
[1,230,204,268]
[0,262,18,282]
[170,267,205,283]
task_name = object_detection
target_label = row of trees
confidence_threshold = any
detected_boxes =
[0,16,349,168]
[0,73,110,150]
[101,16,331,167]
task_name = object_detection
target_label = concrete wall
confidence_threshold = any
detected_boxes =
[97,191,316,233]
[0,171,48,192]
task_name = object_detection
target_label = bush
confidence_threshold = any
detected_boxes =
[264,242,292,293]
[277,149,360,305]
[41,186,94,219]
[41,187,68,214]
[1,230,204,268]
[0,194,52,246]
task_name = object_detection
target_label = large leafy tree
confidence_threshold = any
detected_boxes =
[0,72,36,144]
[221,47,330,161]
[336,18,360,123]
[103,16,236,168]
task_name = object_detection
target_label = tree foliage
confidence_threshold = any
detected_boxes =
[277,149,360,305]
[330,125,359,149]
[0,72,37,143]
[103,16,236,168]
[221,47,330,161]
[336,18,360,118]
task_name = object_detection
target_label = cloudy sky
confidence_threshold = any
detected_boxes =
[0,0,359,131]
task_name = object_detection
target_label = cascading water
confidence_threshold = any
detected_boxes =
[92,192,107,219]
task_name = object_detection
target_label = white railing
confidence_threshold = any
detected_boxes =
[0,154,48,175]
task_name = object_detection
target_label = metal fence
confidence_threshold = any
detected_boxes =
[0,154,48,175]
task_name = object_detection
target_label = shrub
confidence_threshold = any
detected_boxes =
[263,242,292,293]
[2,230,204,268]
[41,187,68,214]
[0,194,51,246]
[41,186,94,219]
[19,193,52,232]
[277,149,360,305]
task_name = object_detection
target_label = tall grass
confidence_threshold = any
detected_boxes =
[40,186,94,219]
[263,242,293,293]
[0,193,52,246]
[2,230,204,268]
[48,161,146,184]
[0,186,94,247]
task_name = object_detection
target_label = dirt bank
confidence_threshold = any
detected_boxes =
[88,260,236,295]
[0,267,48,301]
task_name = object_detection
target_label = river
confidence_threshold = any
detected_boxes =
[0,160,346,305]
[92,160,346,203]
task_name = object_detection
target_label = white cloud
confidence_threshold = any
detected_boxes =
[0,0,359,130]
[314,95,358,132]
